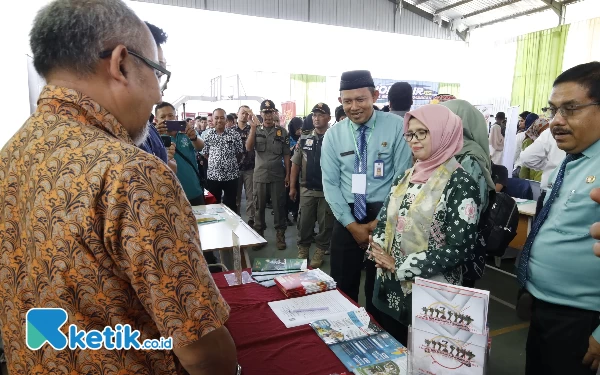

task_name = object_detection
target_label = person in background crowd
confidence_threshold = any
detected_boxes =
[491,161,509,192]
[0,0,239,374]
[518,111,531,133]
[302,113,315,134]
[273,112,281,126]
[489,111,505,164]
[186,117,194,128]
[514,112,539,176]
[516,62,600,375]
[204,108,244,212]
[195,115,207,133]
[246,100,291,250]
[226,114,236,128]
[441,99,495,287]
[139,22,172,168]
[322,70,413,320]
[368,104,480,344]
[388,81,413,118]
[520,119,566,215]
[335,104,346,122]
[519,118,550,182]
[381,105,390,112]
[287,117,304,223]
[235,105,256,228]
[157,102,206,206]
[207,112,214,128]
[290,103,334,268]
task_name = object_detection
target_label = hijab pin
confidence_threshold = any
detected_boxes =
[586,176,596,184]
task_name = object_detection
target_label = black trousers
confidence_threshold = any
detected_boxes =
[526,295,600,375]
[329,202,383,322]
[206,178,238,212]
[535,190,547,218]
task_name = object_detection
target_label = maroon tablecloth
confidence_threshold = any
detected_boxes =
[214,270,350,375]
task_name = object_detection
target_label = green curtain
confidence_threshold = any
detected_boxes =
[290,74,326,116]
[511,24,569,113]
[438,83,460,97]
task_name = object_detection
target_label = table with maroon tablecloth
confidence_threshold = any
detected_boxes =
[213,270,351,375]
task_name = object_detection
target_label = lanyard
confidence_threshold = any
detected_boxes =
[349,120,376,168]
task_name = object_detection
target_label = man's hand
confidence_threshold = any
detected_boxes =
[248,109,260,128]
[583,335,600,370]
[156,120,168,135]
[185,123,197,139]
[346,222,370,247]
[167,144,176,161]
[284,175,290,188]
[289,188,297,202]
[367,219,378,234]
[591,188,600,257]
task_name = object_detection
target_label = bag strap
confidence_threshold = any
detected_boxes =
[175,148,204,187]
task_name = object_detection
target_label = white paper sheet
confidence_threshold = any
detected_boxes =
[268,290,359,328]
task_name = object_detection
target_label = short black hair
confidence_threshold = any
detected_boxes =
[496,112,506,120]
[155,102,175,114]
[144,21,168,46]
[226,114,235,122]
[335,105,345,122]
[229,113,238,119]
[519,111,531,119]
[213,108,226,115]
[185,117,193,123]
[381,105,390,112]
[200,116,207,121]
[195,116,202,120]
[553,61,600,102]
[388,82,413,111]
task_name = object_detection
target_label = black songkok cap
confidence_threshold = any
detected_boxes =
[339,70,375,91]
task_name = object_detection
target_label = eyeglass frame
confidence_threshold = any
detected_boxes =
[542,102,600,119]
[99,48,171,92]
[403,129,429,142]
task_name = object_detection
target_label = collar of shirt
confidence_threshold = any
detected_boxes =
[37,85,134,145]
[582,138,600,159]
[349,110,377,131]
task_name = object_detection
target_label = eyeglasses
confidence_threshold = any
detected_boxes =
[99,48,171,93]
[403,129,429,142]
[542,102,600,119]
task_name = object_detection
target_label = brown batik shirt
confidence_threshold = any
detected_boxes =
[0,86,230,375]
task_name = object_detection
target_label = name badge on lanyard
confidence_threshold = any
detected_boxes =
[373,159,384,179]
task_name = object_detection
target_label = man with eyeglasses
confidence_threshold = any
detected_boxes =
[0,1,239,374]
[516,62,600,375]
[321,70,412,321]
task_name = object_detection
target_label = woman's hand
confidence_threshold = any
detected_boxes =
[366,236,396,272]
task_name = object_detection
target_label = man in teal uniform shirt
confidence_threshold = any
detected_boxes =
[321,70,412,319]
[517,62,600,375]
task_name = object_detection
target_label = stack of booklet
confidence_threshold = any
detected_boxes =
[251,258,307,287]
[274,268,336,297]
[310,309,408,374]
[410,277,490,375]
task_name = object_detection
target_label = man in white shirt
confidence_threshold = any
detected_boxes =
[520,120,566,215]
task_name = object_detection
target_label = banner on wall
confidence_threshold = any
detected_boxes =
[280,101,296,127]
[374,79,441,107]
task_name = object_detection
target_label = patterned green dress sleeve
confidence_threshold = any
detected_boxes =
[375,172,407,223]
[394,171,482,281]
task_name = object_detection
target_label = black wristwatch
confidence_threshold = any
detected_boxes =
[190,135,198,142]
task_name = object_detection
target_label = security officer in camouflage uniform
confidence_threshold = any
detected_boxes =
[246,100,291,250]
[289,103,334,267]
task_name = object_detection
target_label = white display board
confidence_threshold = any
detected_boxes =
[501,106,520,172]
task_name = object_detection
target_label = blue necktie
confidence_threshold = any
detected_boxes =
[517,153,581,287]
[354,125,368,221]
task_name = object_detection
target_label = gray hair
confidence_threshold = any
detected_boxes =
[30,0,149,78]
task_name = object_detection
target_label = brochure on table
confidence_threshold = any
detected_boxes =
[311,309,408,375]
[410,277,489,375]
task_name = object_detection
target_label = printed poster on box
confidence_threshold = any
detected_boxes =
[374,78,441,109]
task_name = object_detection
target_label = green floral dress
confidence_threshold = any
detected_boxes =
[372,168,481,325]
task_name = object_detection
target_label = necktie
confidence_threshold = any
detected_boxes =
[353,125,368,220]
[517,153,581,287]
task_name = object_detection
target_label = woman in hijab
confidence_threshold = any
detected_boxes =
[513,112,539,177]
[519,118,550,182]
[441,100,495,287]
[286,117,304,222]
[367,105,481,344]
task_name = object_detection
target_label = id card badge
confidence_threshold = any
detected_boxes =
[373,159,384,179]
[351,174,367,194]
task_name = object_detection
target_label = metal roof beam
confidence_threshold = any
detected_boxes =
[462,0,522,19]
[467,0,580,29]
[414,0,431,5]
[539,0,565,24]
[396,1,451,29]
[435,0,474,14]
